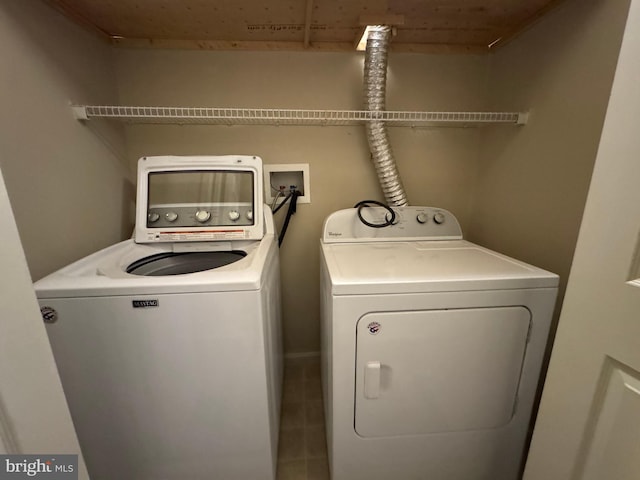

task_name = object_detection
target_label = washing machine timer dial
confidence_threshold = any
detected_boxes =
[147,212,160,223]
[195,210,211,223]
[228,210,240,221]
[416,213,428,224]
[433,212,446,224]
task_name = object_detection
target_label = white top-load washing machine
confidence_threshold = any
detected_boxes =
[320,205,558,480]
[35,156,282,480]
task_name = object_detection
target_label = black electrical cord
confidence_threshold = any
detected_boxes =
[278,190,301,247]
[354,200,396,228]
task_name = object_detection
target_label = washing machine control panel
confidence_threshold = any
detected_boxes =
[134,155,265,243]
[147,203,253,228]
[322,206,463,243]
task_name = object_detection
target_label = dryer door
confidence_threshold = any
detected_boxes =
[355,307,530,437]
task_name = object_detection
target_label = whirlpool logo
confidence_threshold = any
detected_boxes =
[132,299,159,308]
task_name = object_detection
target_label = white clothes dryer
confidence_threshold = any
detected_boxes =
[320,206,558,480]
[35,156,282,480]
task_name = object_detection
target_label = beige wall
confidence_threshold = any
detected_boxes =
[115,50,488,353]
[0,1,132,281]
[469,0,630,324]
[4,0,628,356]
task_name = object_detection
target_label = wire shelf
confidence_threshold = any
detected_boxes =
[72,105,527,127]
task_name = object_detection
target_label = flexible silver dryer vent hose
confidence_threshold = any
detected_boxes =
[364,25,408,207]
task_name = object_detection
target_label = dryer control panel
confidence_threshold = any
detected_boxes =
[322,206,463,243]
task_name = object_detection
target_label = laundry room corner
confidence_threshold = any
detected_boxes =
[0,0,134,282]
[468,0,631,331]
[2,0,636,478]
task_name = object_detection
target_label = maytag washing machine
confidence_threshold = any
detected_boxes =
[35,155,282,480]
[320,205,558,480]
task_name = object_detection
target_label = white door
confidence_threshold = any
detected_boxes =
[0,168,89,478]
[523,1,640,478]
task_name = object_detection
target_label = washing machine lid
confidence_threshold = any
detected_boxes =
[321,239,559,295]
[34,237,276,298]
[35,208,279,298]
[134,155,264,244]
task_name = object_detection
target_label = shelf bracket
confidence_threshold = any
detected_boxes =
[71,105,89,121]
[517,112,529,125]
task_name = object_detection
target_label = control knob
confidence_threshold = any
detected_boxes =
[195,210,211,223]
[228,210,240,222]
[165,211,178,222]
[246,210,253,221]
[433,212,446,225]
[416,213,428,224]
[147,212,160,223]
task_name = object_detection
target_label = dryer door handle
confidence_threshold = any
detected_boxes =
[364,361,381,399]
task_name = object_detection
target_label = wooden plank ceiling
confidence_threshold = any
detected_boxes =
[44,0,566,53]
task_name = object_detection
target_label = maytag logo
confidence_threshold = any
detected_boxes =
[132,300,159,308]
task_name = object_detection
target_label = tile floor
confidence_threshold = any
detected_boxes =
[277,356,330,480]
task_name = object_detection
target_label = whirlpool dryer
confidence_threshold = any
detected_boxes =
[320,205,558,480]
[35,155,283,480]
